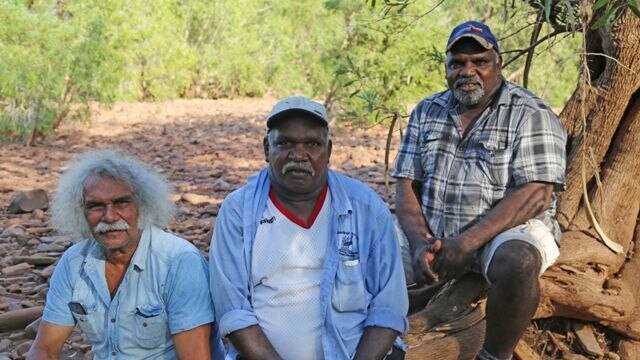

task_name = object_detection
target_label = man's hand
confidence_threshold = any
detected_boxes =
[430,236,475,282]
[411,238,442,285]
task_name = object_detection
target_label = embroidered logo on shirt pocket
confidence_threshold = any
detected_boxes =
[331,260,366,312]
[70,302,104,343]
[134,304,168,349]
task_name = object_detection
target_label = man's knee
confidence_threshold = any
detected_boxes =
[486,241,542,285]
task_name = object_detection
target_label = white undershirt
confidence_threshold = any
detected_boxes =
[251,188,332,360]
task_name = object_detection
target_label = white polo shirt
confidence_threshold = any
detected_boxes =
[251,186,331,360]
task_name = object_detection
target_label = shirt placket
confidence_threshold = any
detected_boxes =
[439,112,463,237]
[108,266,133,359]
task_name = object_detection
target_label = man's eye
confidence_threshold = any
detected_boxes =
[86,204,105,211]
[114,200,131,208]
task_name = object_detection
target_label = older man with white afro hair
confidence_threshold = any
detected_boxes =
[27,149,224,360]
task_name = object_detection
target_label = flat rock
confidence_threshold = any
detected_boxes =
[0,226,27,238]
[13,256,57,266]
[0,339,10,352]
[182,193,215,206]
[1,263,33,276]
[572,321,604,357]
[8,189,49,213]
[0,306,44,332]
[36,243,66,252]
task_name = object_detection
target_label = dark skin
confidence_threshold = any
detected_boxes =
[228,114,398,360]
[396,37,554,358]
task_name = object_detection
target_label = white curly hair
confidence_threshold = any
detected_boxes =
[51,149,175,239]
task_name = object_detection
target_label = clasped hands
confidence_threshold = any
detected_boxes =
[411,235,475,285]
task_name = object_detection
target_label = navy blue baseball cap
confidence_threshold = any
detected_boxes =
[446,21,500,53]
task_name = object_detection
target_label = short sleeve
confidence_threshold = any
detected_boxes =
[42,255,76,327]
[164,251,215,334]
[510,108,567,190]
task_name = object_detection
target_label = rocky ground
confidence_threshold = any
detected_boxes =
[0,99,621,359]
[0,98,397,359]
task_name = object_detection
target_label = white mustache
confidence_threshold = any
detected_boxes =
[282,161,315,176]
[455,77,483,89]
[93,220,130,234]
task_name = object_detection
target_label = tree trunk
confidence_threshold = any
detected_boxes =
[405,7,640,358]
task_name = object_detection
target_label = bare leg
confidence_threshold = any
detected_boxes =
[483,241,542,358]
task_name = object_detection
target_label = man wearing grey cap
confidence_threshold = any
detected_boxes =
[209,96,409,359]
[393,21,567,359]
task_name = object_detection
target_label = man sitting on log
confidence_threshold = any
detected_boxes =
[27,149,224,360]
[209,96,409,359]
[393,21,567,360]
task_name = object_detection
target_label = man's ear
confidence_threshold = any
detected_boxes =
[263,136,270,163]
[327,139,332,164]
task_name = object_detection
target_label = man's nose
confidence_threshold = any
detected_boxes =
[102,204,118,222]
[289,143,308,160]
[460,62,477,77]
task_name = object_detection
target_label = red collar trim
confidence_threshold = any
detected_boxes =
[269,185,329,229]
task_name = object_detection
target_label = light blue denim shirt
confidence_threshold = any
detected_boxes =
[43,225,224,360]
[209,169,409,359]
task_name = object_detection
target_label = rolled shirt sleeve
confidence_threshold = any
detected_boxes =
[164,251,216,334]
[42,251,77,327]
[510,107,567,190]
[391,105,425,181]
[209,190,259,337]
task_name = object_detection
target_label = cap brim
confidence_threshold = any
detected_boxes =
[266,109,329,128]
[447,34,494,52]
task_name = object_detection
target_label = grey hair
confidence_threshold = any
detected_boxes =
[51,149,175,239]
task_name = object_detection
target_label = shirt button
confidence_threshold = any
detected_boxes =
[111,351,116,356]
[143,322,148,327]
[111,318,116,323]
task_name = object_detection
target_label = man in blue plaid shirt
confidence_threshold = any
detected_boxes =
[393,21,566,360]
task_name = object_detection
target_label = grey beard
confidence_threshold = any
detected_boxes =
[453,78,485,106]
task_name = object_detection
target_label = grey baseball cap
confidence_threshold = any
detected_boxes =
[266,96,329,128]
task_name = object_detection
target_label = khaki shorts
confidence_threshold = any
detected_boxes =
[396,218,560,286]
[475,218,560,284]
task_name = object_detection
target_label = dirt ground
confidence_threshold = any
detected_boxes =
[0,99,625,359]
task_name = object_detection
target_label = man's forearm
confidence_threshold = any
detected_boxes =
[459,182,553,252]
[228,325,282,360]
[396,178,432,250]
[353,326,399,360]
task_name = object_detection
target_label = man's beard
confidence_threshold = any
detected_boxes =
[452,77,485,106]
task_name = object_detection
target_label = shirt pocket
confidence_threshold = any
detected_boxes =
[471,137,511,188]
[70,303,104,343]
[134,304,168,349]
[419,134,441,179]
[331,259,366,313]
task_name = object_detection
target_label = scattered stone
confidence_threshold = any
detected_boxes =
[34,264,56,279]
[212,178,231,191]
[202,204,220,216]
[0,339,10,352]
[572,321,604,357]
[8,331,25,340]
[7,189,49,213]
[15,340,32,356]
[27,226,53,235]
[36,243,66,252]
[0,306,44,332]
[0,226,27,238]
[25,317,41,339]
[1,262,33,276]
[13,255,57,266]
[182,193,215,206]
[31,209,45,220]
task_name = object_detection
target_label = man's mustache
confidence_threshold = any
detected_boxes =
[282,161,315,176]
[93,220,130,234]
[455,77,484,89]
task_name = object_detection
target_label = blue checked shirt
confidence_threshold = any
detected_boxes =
[392,80,567,239]
[43,225,224,360]
[209,168,409,360]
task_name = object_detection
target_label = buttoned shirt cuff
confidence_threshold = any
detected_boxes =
[219,309,260,337]
[513,173,565,191]
[364,307,409,335]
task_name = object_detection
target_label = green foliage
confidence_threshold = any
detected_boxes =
[2,0,604,140]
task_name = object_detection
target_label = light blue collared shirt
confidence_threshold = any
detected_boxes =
[43,225,224,359]
[209,169,409,359]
